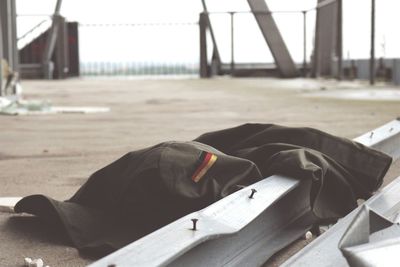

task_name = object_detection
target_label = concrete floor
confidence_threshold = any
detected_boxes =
[0,77,399,267]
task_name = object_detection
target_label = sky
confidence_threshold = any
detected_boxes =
[15,0,400,64]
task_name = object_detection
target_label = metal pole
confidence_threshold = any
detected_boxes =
[247,0,298,77]
[54,0,62,15]
[42,0,63,79]
[230,12,235,75]
[0,9,3,96]
[302,11,307,77]
[0,0,18,95]
[199,12,208,78]
[201,0,221,73]
[311,6,320,78]
[370,0,375,85]
[337,0,343,80]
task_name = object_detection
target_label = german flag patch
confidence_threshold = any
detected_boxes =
[191,152,218,183]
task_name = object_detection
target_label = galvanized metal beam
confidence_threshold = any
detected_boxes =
[246,0,299,78]
[168,179,313,267]
[283,119,400,267]
[353,119,400,161]
[90,119,400,267]
[90,176,309,267]
[284,176,400,267]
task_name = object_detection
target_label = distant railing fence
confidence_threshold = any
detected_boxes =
[199,10,313,77]
[16,8,400,83]
[78,22,199,76]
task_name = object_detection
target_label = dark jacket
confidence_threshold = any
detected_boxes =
[15,124,392,256]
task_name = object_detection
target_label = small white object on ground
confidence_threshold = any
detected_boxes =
[52,106,110,114]
[304,231,313,240]
[0,95,110,115]
[24,258,32,265]
[0,97,12,108]
[24,257,44,267]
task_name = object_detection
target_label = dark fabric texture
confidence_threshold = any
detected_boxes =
[14,124,392,257]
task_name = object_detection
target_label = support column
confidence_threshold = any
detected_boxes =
[302,11,307,77]
[201,0,221,75]
[42,0,63,79]
[54,16,69,79]
[312,0,338,77]
[230,12,235,74]
[0,0,19,95]
[247,0,299,77]
[370,0,375,85]
[199,12,209,78]
[337,0,343,80]
[0,10,4,96]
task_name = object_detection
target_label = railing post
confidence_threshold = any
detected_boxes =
[0,0,18,95]
[302,10,307,77]
[42,0,63,79]
[54,15,69,79]
[337,0,343,80]
[230,12,235,75]
[370,0,375,85]
[201,0,221,75]
[0,14,3,96]
[199,12,209,78]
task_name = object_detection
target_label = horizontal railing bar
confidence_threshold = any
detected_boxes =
[79,22,198,27]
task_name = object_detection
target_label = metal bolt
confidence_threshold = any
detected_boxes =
[191,218,198,231]
[390,127,394,132]
[303,231,313,240]
[369,132,374,138]
[249,189,257,199]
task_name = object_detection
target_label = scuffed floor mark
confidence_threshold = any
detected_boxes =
[304,88,400,101]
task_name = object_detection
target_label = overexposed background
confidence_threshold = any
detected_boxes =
[15,0,400,65]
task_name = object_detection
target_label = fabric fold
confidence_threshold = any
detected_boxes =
[14,124,392,257]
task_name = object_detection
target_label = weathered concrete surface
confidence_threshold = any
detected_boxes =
[0,77,399,267]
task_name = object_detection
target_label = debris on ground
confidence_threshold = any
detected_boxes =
[0,197,22,213]
[0,96,110,115]
[0,98,51,115]
[24,257,49,267]
[303,231,313,240]
[1,79,109,115]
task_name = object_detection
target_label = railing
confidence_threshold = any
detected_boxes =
[78,22,199,77]
[199,9,317,77]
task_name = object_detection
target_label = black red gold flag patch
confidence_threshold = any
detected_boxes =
[191,152,218,183]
